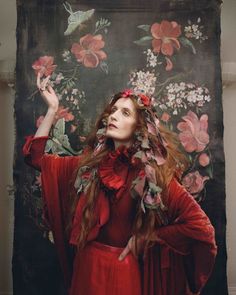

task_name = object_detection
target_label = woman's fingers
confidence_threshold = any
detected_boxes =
[118,244,130,261]
[47,84,55,95]
[36,73,51,92]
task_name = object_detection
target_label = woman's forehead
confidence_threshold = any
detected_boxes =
[113,97,136,110]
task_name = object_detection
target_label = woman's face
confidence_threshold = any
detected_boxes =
[105,97,137,148]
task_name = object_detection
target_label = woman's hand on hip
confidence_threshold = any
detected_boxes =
[118,235,145,261]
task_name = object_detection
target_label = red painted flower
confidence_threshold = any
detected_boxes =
[139,94,151,106]
[71,34,107,68]
[182,170,209,195]
[54,106,75,123]
[36,106,74,127]
[32,56,57,77]
[151,20,181,56]
[177,111,209,153]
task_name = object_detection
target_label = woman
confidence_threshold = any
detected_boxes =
[22,73,217,295]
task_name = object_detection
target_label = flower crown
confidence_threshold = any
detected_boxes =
[120,88,153,107]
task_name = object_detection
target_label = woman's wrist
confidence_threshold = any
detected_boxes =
[47,107,58,115]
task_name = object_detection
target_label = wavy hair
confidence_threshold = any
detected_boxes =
[66,92,190,253]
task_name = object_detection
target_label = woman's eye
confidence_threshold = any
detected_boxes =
[123,110,130,116]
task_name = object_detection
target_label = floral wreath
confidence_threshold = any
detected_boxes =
[74,88,169,225]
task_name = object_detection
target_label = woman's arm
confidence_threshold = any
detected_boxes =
[23,73,61,170]
[34,73,59,137]
[156,178,217,255]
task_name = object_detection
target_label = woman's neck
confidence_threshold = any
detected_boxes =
[113,139,133,150]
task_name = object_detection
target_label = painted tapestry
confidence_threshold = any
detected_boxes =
[14,0,227,294]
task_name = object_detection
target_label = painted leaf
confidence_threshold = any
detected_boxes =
[133,36,153,46]
[179,36,196,54]
[137,24,150,32]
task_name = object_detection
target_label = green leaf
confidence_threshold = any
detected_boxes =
[179,36,196,54]
[133,36,153,46]
[45,139,54,152]
[205,165,213,179]
[53,118,65,137]
[137,24,150,32]
[148,182,162,194]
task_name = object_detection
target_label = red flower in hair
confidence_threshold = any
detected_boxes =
[139,94,151,106]
[121,89,133,97]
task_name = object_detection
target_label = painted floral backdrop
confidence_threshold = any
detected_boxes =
[14,1,227,294]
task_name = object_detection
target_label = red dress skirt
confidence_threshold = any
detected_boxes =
[69,241,142,295]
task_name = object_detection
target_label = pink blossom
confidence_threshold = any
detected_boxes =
[36,106,74,128]
[79,136,87,142]
[54,106,74,123]
[71,34,107,68]
[151,20,181,56]
[182,171,209,194]
[32,56,57,77]
[70,124,77,133]
[165,57,173,71]
[177,110,209,152]
[199,153,210,167]
[161,112,171,122]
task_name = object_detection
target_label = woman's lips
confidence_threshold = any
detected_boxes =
[108,123,118,129]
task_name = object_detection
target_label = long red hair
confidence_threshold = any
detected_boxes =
[66,92,190,253]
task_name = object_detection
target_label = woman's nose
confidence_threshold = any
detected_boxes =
[110,111,118,121]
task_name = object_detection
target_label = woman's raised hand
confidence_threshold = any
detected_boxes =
[34,73,59,137]
[37,72,59,112]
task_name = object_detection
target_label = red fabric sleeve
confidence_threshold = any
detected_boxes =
[156,177,217,293]
[157,177,217,254]
[22,135,50,171]
[22,134,82,290]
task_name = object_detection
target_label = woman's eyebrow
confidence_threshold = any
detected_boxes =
[112,105,135,115]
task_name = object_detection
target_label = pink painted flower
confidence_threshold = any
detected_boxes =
[182,170,209,195]
[151,20,181,56]
[54,106,75,123]
[70,124,77,133]
[165,57,173,71]
[71,34,107,68]
[161,112,171,122]
[79,136,87,142]
[32,56,57,77]
[177,110,209,153]
[36,106,74,127]
[199,153,210,167]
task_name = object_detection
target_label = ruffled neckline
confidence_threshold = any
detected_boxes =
[98,144,136,192]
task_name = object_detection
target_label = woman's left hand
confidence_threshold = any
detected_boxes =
[118,235,145,261]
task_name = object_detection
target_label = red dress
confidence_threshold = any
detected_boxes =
[22,135,217,295]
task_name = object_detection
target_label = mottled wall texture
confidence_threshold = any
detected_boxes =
[14,0,227,294]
